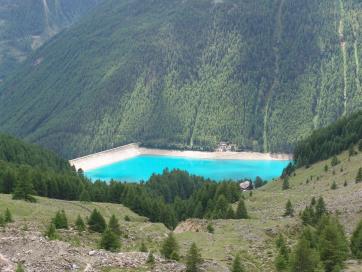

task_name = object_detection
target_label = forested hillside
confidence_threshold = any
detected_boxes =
[0,134,70,171]
[0,0,101,80]
[294,110,362,166]
[0,0,361,158]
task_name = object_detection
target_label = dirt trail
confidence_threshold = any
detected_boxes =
[263,0,285,152]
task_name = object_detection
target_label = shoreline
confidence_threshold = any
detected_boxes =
[69,143,293,171]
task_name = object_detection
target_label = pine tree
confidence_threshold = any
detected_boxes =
[319,216,349,272]
[52,210,68,229]
[12,178,36,202]
[235,198,248,219]
[351,219,362,259]
[315,197,327,223]
[284,200,294,217]
[16,263,25,272]
[100,228,121,252]
[331,181,337,190]
[88,209,106,233]
[288,237,321,272]
[282,178,290,190]
[207,223,214,234]
[343,180,347,187]
[75,215,86,232]
[160,232,179,260]
[108,214,121,236]
[359,140,362,152]
[254,176,264,188]
[212,195,229,219]
[79,188,91,202]
[231,254,244,272]
[186,242,202,272]
[140,242,148,252]
[45,223,58,240]
[331,156,340,166]
[146,251,155,265]
[226,206,235,219]
[275,234,289,271]
[4,208,13,223]
[356,168,362,183]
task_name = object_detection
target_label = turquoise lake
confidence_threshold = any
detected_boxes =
[85,155,290,182]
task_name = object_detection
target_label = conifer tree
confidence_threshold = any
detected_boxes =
[140,241,148,252]
[212,195,229,219]
[351,219,362,259]
[288,237,321,272]
[356,168,362,183]
[284,200,294,217]
[100,228,121,252]
[282,178,290,190]
[359,140,362,152]
[315,197,327,223]
[4,208,13,223]
[275,234,289,271]
[207,223,214,234]
[331,181,337,190]
[160,232,179,260]
[108,214,121,236]
[12,178,36,202]
[75,215,86,232]
[319,216,349,272]
[79,188,91,202]
[235,198,248,219]
[186,242,202,272]
[88,209,106,233]
[331,156,339,166]
[52,210,68,229]
[231,254,244,272]
[45,223,58,240]
[226,207,235,219]
[147,251,155,265]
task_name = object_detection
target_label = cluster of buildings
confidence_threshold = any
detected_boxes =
[216,141,237,152]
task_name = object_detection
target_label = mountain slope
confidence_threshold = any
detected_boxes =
[0,0,361,158]
[0,0,101,80]
[0,133,71,171]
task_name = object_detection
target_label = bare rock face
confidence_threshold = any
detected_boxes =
[0,224,185,272]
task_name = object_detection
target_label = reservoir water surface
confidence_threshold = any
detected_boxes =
[85,155,290,182]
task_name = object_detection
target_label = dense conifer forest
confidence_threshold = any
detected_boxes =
[294,111,362,166]
[0,0,361,158]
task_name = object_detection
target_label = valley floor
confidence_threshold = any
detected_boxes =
[69,143,292,171]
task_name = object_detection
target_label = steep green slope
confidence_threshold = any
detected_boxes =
[0,0,101,80]
[0,0,361,158]
[0,133,71,171]
[294,110,362,166]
